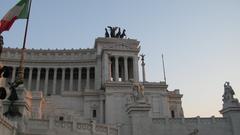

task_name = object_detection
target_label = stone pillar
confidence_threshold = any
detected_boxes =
[52,68,57,94]
[115,56,119,82]
[133,56,139,81]
[78,67,82,91]
[124,56,128,81]
[11,66,16,82]
[36,68,41,91]
[95,55,102,90]
[126,102,151,135]
[85,67,90,90]
[27,67,33,90]
[44,68,49,96]
[69,67,73,91]
[220,105,240,135]
[103,53,110,82]
[109,58,112,81]
[61,68,65,93]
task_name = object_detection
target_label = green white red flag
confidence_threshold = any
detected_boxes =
[0,0,30,34]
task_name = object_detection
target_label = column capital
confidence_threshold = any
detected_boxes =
[124,56,128,59]
[114,55,119,59]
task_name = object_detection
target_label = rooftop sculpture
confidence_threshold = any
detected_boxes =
[105,26,126,38]
[222,81,240,108]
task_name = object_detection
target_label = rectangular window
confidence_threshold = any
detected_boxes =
[59,116,64,121]
[92,110,97,118]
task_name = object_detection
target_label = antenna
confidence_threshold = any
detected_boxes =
[162,54,167,82]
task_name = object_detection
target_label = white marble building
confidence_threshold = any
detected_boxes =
[0,37,240,135]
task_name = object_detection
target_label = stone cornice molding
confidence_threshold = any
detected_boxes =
[95,37,140,47]
[61,91,105,97]
[3,47,96,53]
[143,82,168,87]
[2,47,97,61]
[2,61,96,68]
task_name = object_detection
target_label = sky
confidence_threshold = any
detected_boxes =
[1,0,240,117]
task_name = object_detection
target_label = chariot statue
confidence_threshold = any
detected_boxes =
[105,26,126,38]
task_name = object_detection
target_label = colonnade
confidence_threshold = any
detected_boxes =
[9,66,95,95]
[109,56,135,82]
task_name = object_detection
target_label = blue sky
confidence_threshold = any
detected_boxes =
[1,0,240,117]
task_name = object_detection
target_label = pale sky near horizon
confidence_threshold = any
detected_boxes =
[1,0,240,117]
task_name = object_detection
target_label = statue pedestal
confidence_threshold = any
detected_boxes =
[220,82,240,135]
[126,100,151,135]
[220,99,240,118]
[220,104,240,135]
[2,84,31,133]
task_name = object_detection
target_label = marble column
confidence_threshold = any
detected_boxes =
[133,56,139,81]
[115,56,119,82]
[52,68,57,94]
[85,67,90,90]
[61,68,65,93]
[44,68,49,95]
[69,67,73,91]
[124,57,128,81]
[36,68,41,91]
[78,67,82,91]
[103,53,109,82]
[108,58,112,81]
[11,66,16,82]
[28,67,33,90]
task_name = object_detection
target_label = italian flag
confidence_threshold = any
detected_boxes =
[0,0,30,33]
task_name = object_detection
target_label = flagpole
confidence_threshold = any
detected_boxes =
[162,54,167,83]
[18,0,32,82]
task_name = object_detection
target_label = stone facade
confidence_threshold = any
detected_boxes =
[0,37,240,135]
